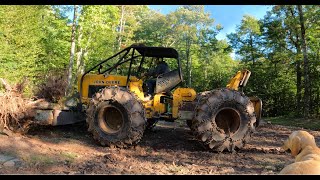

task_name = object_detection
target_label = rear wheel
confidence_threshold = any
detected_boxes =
[186,92,208,129]
[191,88,256,152]
[86,87,146,148]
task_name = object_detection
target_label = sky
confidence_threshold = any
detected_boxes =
[149,5,272,40]
[67,5,272,41]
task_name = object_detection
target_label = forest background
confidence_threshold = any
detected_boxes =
[0,5,319,121]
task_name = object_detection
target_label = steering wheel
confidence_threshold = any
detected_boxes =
[135,67,149,80]
[136,72,148,81]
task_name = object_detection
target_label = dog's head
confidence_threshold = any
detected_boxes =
[282,130,317,157]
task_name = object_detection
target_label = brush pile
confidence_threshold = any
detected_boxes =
[34,73,67,103]
[0,78,37,134]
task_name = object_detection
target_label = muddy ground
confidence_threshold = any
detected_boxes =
[0,119,319,175]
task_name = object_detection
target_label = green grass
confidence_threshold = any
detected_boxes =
[60,151,78,162]
[23,152,79,166]
[263,116,320,131]
[25,154,59,166]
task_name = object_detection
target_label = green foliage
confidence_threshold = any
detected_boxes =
[133,10,176,46]
[228,5,320,118]
[77,5,120,69]
[0,5,70,95]
[227,15,263,64]
[0,5,319,121]
[0,6,44,83]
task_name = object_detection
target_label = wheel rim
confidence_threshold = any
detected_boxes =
[214,108,240,136]
[98,105,124,134]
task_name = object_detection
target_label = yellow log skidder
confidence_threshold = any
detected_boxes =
[35,44,262,152]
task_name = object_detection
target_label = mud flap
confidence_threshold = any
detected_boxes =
[249,96,262,127]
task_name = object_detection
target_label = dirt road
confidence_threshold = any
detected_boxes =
[0,120,319,174]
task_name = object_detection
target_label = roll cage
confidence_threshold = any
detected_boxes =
[79,44,183,98]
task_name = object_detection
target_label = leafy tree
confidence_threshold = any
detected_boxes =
[0,5,70,95]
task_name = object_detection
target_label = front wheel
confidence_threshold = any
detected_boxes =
[86,87,146,148]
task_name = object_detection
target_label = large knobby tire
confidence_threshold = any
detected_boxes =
[191,88,256,152]
[186,91,210,129]
[86,86,146,148]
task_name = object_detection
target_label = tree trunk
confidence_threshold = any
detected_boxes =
[117,5,125,51]
[76,48,84,75]
[317,87,320,116]
[288,6,302,117]
[190,56,192,87]
[65,5,78,97]
[76,25,84,77]
[249,34,255,66]
[296,60,302,116]
[297,5,310,118]
[204,53,208,80]
[294,36,302,117]
[185,33,192,87]
[249,34,256,89]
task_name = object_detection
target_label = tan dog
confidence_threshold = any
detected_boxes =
[279,130,320,174]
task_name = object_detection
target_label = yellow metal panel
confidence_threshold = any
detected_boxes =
[77,74,140,103]
[142,93,171,119]
[129,80,144,100]
[172,88,197,118]
[249,96,262,125]
[153,94,166,114]
[226,69,251,91]
[143,101,154,119]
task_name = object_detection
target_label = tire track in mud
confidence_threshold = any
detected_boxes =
[0,120,319,174]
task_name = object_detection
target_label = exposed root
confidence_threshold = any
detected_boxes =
[0,78,36,134]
